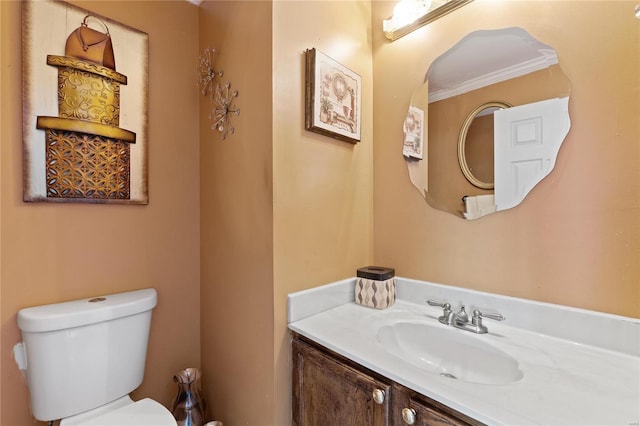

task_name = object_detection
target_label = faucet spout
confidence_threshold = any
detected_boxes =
[453,305,469,325]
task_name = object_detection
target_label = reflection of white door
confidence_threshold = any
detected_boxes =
[494,97,570,211]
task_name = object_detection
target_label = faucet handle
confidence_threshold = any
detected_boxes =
[472,309,505,323]
[426,299,453,325]
[426,299,450,309]
[471,309,504,334]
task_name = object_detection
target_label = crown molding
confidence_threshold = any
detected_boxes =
[429,51,558,103]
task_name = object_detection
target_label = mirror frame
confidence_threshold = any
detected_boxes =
[457,101,512,190]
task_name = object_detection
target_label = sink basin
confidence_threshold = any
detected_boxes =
[376,321,523,385]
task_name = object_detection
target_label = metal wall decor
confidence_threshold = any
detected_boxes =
[198,48,240,140]
[198,48,223,98]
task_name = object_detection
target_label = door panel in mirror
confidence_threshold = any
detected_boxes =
[494,97,570,211]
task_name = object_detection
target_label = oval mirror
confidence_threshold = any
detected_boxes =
[404,27,571,220]
[458,101,512,190]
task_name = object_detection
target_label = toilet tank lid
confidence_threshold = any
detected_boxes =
[17,288,157,333]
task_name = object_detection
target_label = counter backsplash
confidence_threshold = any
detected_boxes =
[288,277,639,357]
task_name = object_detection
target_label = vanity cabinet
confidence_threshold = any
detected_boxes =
[292,335,391,426]
[292,334,483,426]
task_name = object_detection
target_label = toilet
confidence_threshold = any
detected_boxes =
[15,288,177,425]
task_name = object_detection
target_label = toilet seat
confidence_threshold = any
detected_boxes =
[60,396,177,426]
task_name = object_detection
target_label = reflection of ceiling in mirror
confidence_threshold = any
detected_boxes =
[427,27,559,102]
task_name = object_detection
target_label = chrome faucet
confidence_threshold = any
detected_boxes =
[427,300,504,334]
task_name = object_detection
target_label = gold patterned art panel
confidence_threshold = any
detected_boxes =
[45,129,131,199]
[52,56,125,127]
[22,0,148,204]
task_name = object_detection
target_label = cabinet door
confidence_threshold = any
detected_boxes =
[401,399,468,426]
[393,384,482,426]
[292,338,391,426]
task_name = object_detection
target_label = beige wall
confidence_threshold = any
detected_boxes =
[200,1,373,425]
[2,1,373,424]
[199,1,374,424]
[198,1,275,424]
[0,1,201,424]
[273,2,374,424]
[372,1,639,317]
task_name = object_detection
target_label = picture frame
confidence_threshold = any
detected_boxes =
[403,106,424,159]
[305,48,361,144]
[22,0,149,204]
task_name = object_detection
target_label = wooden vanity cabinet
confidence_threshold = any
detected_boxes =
[292,334,483,426]
[292,336,391,426]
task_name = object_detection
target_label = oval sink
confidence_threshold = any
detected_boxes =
[376,321,523,385]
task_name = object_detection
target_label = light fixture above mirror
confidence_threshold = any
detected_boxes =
[383,0,473,41]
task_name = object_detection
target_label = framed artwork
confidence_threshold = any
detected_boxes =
[403,106,424,160]
[22,0,149,204]
[305,48,361,144]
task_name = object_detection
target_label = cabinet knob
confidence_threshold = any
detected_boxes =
[372,388,385,404]
[402,407,417,425]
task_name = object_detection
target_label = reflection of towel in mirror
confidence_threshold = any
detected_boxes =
[463,194,496,220]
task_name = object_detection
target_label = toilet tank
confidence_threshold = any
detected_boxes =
[16,288,158,422]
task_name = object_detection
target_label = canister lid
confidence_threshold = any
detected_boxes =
[357,266,395,281]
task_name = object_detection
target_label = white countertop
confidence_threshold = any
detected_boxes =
[288,277,640,426]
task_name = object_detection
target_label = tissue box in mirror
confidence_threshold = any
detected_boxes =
[355,266,396,309]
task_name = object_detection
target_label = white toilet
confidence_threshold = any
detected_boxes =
[15,288,177,425]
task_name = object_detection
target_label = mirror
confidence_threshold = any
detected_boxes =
[458,101,511,190]
[404,27,571,219]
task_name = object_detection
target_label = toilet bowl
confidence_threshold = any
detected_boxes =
[15,288,177,425]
